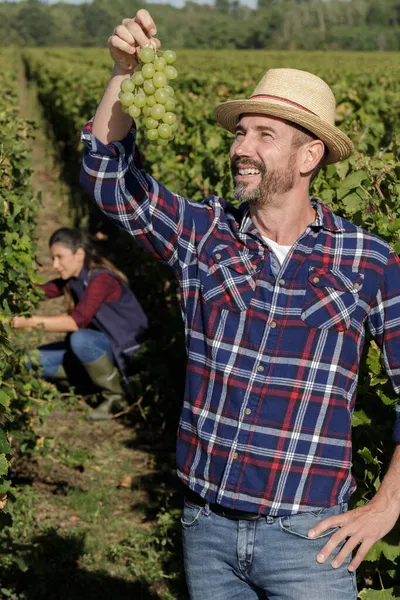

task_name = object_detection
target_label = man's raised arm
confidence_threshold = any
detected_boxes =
[92,10,160,145]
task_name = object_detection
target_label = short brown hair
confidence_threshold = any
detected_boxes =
[291,123,327,182]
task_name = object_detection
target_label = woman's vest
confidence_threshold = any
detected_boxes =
[69,267,148,378]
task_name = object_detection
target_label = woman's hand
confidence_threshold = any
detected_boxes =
[10,316,31,329]
[108,9,160,73]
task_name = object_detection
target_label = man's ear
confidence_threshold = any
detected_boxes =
[76,247,85,261]
[299,140,325,175]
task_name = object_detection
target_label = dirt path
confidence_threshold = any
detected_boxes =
[9,62,180,600]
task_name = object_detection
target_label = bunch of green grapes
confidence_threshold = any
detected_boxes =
[119,46,178,146]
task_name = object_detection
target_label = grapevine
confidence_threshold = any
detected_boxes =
[119,46,178,146]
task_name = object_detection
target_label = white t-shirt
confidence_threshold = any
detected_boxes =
[262,236,292,265]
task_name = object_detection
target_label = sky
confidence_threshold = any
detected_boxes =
[37,0,258,8]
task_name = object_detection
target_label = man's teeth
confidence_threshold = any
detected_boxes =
[238,168,260,175]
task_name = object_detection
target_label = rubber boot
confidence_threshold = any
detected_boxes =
[52,364,68,381]
[83,353,126,421]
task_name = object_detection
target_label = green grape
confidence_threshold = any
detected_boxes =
[131,71,144,86]
[119,91,135,106]
[146,94,156,107]
[142,106,152,117]
[153,72,167,89]
[157,139,169,146]
[165,66,178,80]
[164,97,176,111]
[154,56,167,71]
[128,104,141,118]
[150,104,166,120]
[146,129,159,141]
[144,117,159,130]
[163,50,177,65]
[143,80,156,96]
[163,111,176,125]
[140,47,155,63]
[121,78,135,93]
[142,63,155,79]
[171,122,178,132]
[164,85,174,97]
[134,63,142,72]
[121,105,130,114]
[158,123,172,139]
[155,88,168,104]
[133,94,146,108]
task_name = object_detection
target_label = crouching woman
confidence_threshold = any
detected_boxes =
[11,228,148,421]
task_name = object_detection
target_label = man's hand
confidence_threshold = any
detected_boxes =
[307,499,400,571]
[108,9,161,73]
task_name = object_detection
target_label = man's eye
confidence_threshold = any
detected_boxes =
[235,131,244,138]
[262,132,272,139]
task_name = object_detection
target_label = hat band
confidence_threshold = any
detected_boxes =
[249,94,316,116]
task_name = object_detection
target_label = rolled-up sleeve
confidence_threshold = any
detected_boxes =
[367,249,400,443]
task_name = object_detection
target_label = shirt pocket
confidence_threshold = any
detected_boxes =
[301,268,363,331]
[200,245,262,313]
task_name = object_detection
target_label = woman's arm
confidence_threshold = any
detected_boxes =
[11,315,78,332]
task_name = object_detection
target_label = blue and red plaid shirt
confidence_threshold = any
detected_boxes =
[80,121,400,516]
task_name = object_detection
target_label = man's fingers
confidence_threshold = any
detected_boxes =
[124,20,153,49]
[113,24,136,46]
[330,536,360,569]
[316,527,349,563]
[108,36,136,56]
[308,515,343,538]
[348,540,373,572]
[134,8,157,37]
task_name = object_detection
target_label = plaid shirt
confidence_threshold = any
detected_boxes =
[81,121,400,516]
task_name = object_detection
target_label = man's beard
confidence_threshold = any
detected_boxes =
[231,156,296,207]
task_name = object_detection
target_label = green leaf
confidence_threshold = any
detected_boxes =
[341,192,362,213]
[352,410,372,427]
[387,219,400,233]
[0,454,8,476]
[0,390,10,408]
[339,169,368,192]
[0,429,11,454]
[358,447,378,465]
[359,588,395,599]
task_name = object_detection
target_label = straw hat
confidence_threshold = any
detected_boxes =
[214,68,354,165]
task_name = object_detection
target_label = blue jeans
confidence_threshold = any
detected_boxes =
[37,329,114,378]
[182,501,358,600]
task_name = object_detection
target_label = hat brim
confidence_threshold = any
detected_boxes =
[214,98,354,165]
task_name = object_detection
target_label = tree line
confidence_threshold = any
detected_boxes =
[1,0,399,52]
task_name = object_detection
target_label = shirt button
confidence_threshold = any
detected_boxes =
[245,408,252,415]
[278,279,285,285]
[312,276,320,284]
[270,321,277,328]
[232,452,238,460]
[215,253,222,260]
[251,264,258,270]
[257,365,264,372]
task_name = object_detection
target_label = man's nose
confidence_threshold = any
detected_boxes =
[233,134,255,157]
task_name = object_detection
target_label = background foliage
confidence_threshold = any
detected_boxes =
[1,45,399,597]
[20,47,400,597]
[0,0,399,50]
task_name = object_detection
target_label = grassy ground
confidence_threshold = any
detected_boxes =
[2,64,186,600]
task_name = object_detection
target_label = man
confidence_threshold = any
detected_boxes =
[80,9,400,600]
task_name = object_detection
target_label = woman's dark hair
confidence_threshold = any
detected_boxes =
[49,228,128,313]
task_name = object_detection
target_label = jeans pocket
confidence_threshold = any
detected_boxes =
[181,501,204,528]
[279,503,345,540]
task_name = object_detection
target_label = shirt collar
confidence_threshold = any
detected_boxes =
[239,198,346,235]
